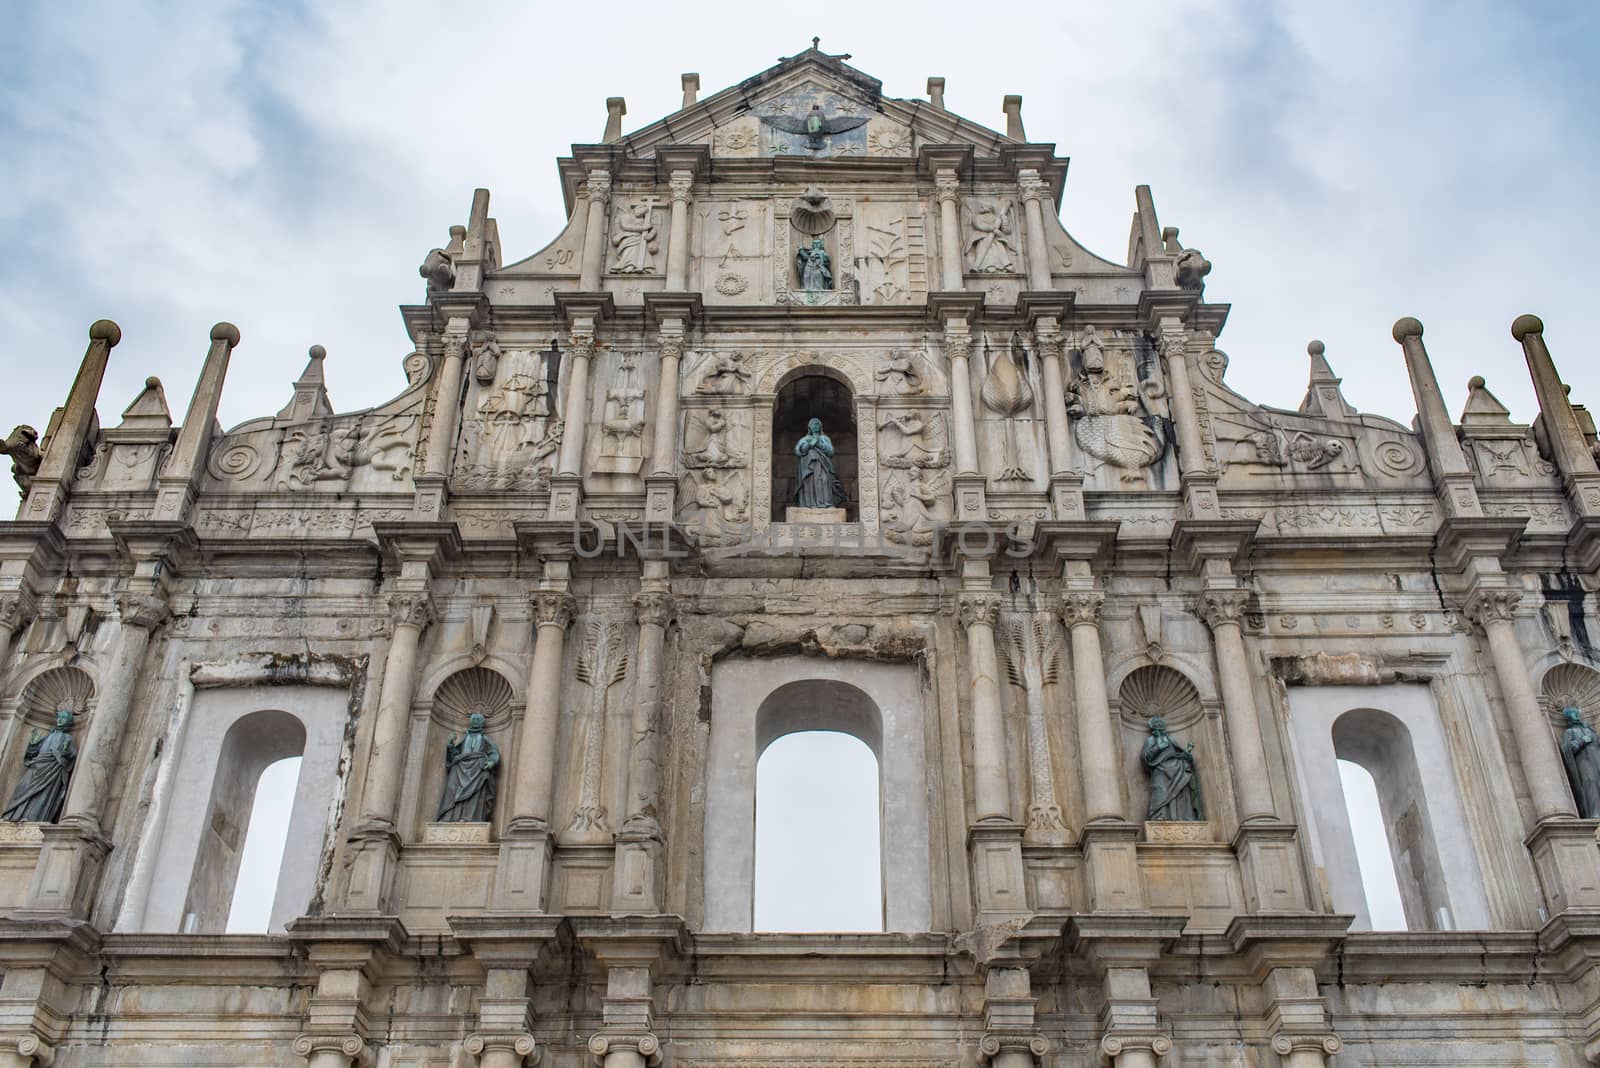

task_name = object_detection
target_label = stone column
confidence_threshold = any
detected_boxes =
[416,320,471,518]
[0,1036,53,1068]
[1465,587,1576,821]
[1512,313,1600,517]
[959,592,1011,822]
[1392,317,1483,518]
[580,171,612,291]
[556,321,596,477]
[665,171,694,291]
[1198,589,1275,823]
[935,169,964,291]
[946,321,980,474]
[614,575,672,913]
[1018,170,1052,291]
[1271,1035,1343,1068]
[1034,320,1071,475]
[292,1035,372,1068]
[152,322,240,522]
[1061,591,1122,822]
[22,320,120,522]
[645,322,684,522]
[356,593,434,830]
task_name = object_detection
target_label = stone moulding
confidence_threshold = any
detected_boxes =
[188,652,365,690]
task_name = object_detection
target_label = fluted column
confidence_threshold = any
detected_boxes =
[946,322,980,475]
[960,592,1011,821]
[1465,587,1576,821]
[357,593,434,830]
[650,329,683,476]
[665,171,693,291]
[1018,170,1052,291]
[935,169,964,291]
[511,589,576,829]
[60,591,167,828]
[580,171,612,291]
[1034,321,1071,476]
[556,323,596,477]
[1061,591,1122,822]
[1198,590,1275,823]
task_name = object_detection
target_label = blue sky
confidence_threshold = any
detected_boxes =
[2,0,1597,504]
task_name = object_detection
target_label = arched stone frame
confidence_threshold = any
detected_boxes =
[773,194,856,307]
[407,656,524,841]
[1105,651,1230,829]
[702,655,932,933]
[116,656,361,935]
[750,356,880,536]
[1281,683,1491,932]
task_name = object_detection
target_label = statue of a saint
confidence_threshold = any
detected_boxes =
[794,417,847,509]
[796,237,832,291]
[436,711,500,823]
[1561,706,1600,819]
[2,708,77,823]
[1142,716,1202,821]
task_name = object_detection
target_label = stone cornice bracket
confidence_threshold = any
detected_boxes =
[958,592,1001,629]
[370,520,464,579]
[589,1033,661,1068]
[0,1034,55,1067]
[531,589,577,630]
[292,1034,374,1068]
[1196,588,1250,631]
[1168,519,1256,580]
[1098,1034,1171,1064]
[466,1033,540,1066]
[978,1032,1050,1065]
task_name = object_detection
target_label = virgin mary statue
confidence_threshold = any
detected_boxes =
[794,417,847,510]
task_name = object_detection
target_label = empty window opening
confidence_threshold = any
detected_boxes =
[182,709,306,934]
[771,373,858,520]
[754,730,882,932]
[1331,708,1453,931]
[224,755,303,933]
[1337,759,1407,931]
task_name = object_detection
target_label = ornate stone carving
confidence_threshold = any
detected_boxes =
[634,590,674,628]
[863,217,909,304]
[1197,589,1250,630]
[433,667,515,733]
[879,412,947,468]
[1059,591,1105,628]
[696,351,752,394]
[1175,247,1212,290]
[934,174,959,207]
[980,335,1036,482]
[118,592,170,630]
[669,173,694,205]
[531,590,576,630]
[599,352,647,468]
[882,472,946,548]
[466,1032,538,1065]
[965,200,1018,274]
[875,351,924,394]
[958,594,1001,629]
[1000,613,1068,843]
[1270,1034,1341,1058]
[0,425,42,492]
[1066,328,1167,485]
[611,198,660,274]
[569,619,630,839]
[389,592,435,632]
[293,1034,374,1067]
[790,186,837,235]
[682,409,745,469]
[1464,587,1521,627]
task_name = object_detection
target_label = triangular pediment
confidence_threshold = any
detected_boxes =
[611,46,1017,163]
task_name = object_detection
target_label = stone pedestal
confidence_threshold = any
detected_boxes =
[1081,822,1143,913]
[785,507,845,524]
[1233,822,1311,914]
[340,829,399,914]
[611,831,663,915]
[493,831,553,913]
[969,821,1028,923]
[22,820,108,918]
[1526,819,1600,916]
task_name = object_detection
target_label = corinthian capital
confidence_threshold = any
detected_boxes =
[1059,591,1105,628]
[1017,170,1048,204]
[389,592,435,632]
[958,593,1001,630]
[934,170,960,206]
[657,334,684,362]
[669,171,694,205]
[1197,589,1250,630]
[1157,324,1189,361]
[117,592,170,631]
[944,328,972,364]
[585,170,612,204]
[0,591,34,632]
[634,590,674,628]
[532,589,577,629]
[1464,586,1522,627]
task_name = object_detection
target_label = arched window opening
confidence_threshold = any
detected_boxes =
[1336,759,1407,931]
[1331,708,1452,931]
[755,730,882,932]
[181,709,306,934]
[772,373,857,520]
[224,755,303,933]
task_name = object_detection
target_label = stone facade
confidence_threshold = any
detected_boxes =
[3,44,1600,1067]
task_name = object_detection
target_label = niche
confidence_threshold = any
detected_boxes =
[771,373,857,520]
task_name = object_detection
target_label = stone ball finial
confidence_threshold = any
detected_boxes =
[1307,339,1325,357]
[1469,375,1486,389]
[210,322,241,346]
[1392,317,1424,342]
[145,376,161,389]
[89,319,122,346]
[1512,313,1545,340]
[309,344,327,360]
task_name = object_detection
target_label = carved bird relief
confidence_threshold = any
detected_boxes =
[760,104,869,151]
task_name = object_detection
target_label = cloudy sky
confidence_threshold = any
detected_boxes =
[4,0,1598,508]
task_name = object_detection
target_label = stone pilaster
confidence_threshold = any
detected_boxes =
[450,915,562,1068]
[1070,915,1186,1067]
[0,918,98,1068]
[1227,916,1349,1068]
[977,967,1049,1068]
[287,917,404,1068]
[1032,319,1083,519]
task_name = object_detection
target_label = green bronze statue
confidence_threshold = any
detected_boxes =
[794,417,846,509]
[1561,706,1600,819]
[3,708,77,823]
[437,711,500,823]
[1142,715,1203,821]
[796,237,832,291]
